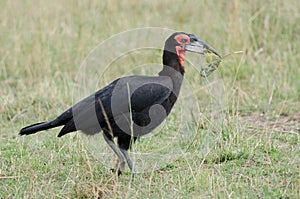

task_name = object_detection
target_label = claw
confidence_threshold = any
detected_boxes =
[110,168,122,176]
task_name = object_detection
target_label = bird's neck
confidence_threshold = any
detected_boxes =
[159,50,184,95]
[160,50,185,76]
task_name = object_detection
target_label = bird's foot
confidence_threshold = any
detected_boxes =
[110,168,122,176]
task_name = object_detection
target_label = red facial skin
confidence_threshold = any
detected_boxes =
[174,34,190,66]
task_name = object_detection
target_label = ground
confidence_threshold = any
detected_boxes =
[0,0,299,198]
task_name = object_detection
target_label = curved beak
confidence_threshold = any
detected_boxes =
[184,34,222,59]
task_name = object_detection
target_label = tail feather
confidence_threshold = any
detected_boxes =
[57,120,76,137]
[20,109,75,136]
[20,120,59,135]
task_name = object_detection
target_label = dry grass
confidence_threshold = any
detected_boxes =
[1,0,299,198]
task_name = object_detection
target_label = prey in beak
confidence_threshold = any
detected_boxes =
[184,34,222,77]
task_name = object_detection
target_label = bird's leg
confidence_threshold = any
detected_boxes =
[120,149,137,174]
[102,133,126,175]
[114,158,120,170]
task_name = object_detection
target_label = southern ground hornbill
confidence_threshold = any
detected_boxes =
[20,32,221,174]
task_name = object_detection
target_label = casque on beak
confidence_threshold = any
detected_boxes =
[184,34,222,59]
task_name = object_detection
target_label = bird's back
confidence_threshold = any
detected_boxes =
[57,75,174,137]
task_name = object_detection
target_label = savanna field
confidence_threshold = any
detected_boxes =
[0,0,299,198]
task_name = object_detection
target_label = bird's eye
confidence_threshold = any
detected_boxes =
[181,38,187,43]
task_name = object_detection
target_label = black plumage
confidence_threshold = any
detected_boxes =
[20,32,221,174]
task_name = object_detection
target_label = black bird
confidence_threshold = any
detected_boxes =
[20,32,221,174]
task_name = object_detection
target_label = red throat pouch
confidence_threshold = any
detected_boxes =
[176,46,186,66]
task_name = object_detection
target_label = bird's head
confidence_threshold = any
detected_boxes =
[163,32,222,69]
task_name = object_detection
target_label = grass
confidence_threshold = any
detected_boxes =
[1,0,299,198]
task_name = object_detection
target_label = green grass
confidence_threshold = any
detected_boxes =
[1,0,299,198]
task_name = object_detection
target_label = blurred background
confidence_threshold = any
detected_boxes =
[0,0,299,198]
